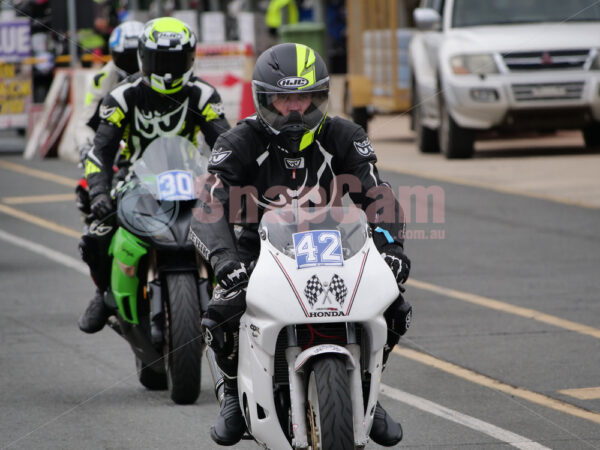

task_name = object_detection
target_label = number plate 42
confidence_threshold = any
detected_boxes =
[292,230,344,269]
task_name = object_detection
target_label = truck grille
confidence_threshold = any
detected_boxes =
[503,50,590,71]
[511,82,584,101]
[273,323,366,385]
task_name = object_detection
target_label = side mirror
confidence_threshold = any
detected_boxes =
[413,8,442,31]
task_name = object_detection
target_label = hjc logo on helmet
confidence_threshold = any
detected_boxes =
[277,77,309,88]
[157,31,183,40]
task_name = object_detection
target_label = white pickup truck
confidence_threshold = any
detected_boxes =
[408,0,600,158]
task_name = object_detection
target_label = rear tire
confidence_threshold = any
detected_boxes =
[306,356,354,450]
[136,356,167,390]
[582,123,600,148]
[164,272,203,405]
[439,99,475,159]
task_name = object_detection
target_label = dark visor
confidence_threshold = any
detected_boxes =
[142,49,194,77]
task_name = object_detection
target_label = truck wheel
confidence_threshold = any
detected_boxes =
[439,101,475,159]
[582,123,600,149]
[306,356,354,450]
[164,272,203,405]
[413,88,440,153]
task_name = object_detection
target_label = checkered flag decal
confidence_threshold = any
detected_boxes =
[304,275,324,307]
[328,274,348,307]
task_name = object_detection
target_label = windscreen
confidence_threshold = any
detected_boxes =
[130,136,208,200]
[260,206,369,263]
[452,0,600,27]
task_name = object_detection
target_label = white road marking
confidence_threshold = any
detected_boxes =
[0,228,88,275]
[381,384,552,450]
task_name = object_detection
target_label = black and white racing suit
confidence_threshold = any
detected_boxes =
[189,115,409,375]
[74,61,129,216]
[80,73,231,290]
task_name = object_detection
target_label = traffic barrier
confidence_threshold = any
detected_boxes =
[24,69,72,159]
[194,41,256,122]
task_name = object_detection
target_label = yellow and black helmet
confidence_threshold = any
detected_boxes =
[138,17,196,94]
[252,43,329,152]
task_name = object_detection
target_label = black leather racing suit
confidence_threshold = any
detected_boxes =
[85,73,230,198]
[189,115,408,375]
[80,73,231,291]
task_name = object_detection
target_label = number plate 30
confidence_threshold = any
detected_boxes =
[157,170,194,201]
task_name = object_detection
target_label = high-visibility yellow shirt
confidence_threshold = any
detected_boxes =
[266,0,299,28]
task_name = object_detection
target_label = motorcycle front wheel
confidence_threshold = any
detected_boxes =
[306,356,354,450]
[163,272,203,405]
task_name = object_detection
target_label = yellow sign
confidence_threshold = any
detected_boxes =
[0,62,32,126]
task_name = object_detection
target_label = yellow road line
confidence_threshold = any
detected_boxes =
[394,346,600,425]
[559,387,600,400]
[2,193,76,205]
[0,160,78,187]
[407,278,600,340]
[0,204,81,239]
[377,164,599,210]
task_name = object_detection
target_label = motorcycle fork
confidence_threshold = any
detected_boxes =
[285,325,309,449]
[346,323,368,447]
[286,323,368,449]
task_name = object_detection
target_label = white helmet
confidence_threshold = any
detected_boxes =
[108,21,144,77]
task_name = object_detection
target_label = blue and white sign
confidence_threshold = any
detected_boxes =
[157,170,194,201]
[293,230,344,269]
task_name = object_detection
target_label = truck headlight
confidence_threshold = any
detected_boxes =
[450,54,499,75]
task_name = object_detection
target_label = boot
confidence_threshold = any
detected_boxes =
[369,401,403,446]
[210,378,246,446]
[78,289,109,333]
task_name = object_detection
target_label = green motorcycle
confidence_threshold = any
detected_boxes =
[105,136,211,405]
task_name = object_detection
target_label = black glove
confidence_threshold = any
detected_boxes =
[381,244,411,285]
[201,286,246,355]
[90,192,114,220]
[213,259,249,291]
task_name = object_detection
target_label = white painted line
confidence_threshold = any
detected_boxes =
[0,228,88,275]
[380,384,552,450]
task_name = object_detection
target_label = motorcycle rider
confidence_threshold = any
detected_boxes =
[78,17,231,333]
[190,43,411,447]
[74,20,144,217]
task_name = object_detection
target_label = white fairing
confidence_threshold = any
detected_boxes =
[237,208,399,449]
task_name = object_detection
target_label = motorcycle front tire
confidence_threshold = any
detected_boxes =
[306,356,354,450]
[164,272,203,405]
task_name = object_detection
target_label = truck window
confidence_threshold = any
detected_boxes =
[452,0,600,28]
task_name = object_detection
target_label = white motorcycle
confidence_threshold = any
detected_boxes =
[234,206,400,449]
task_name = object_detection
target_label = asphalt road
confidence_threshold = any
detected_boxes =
[0,128,599,449]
